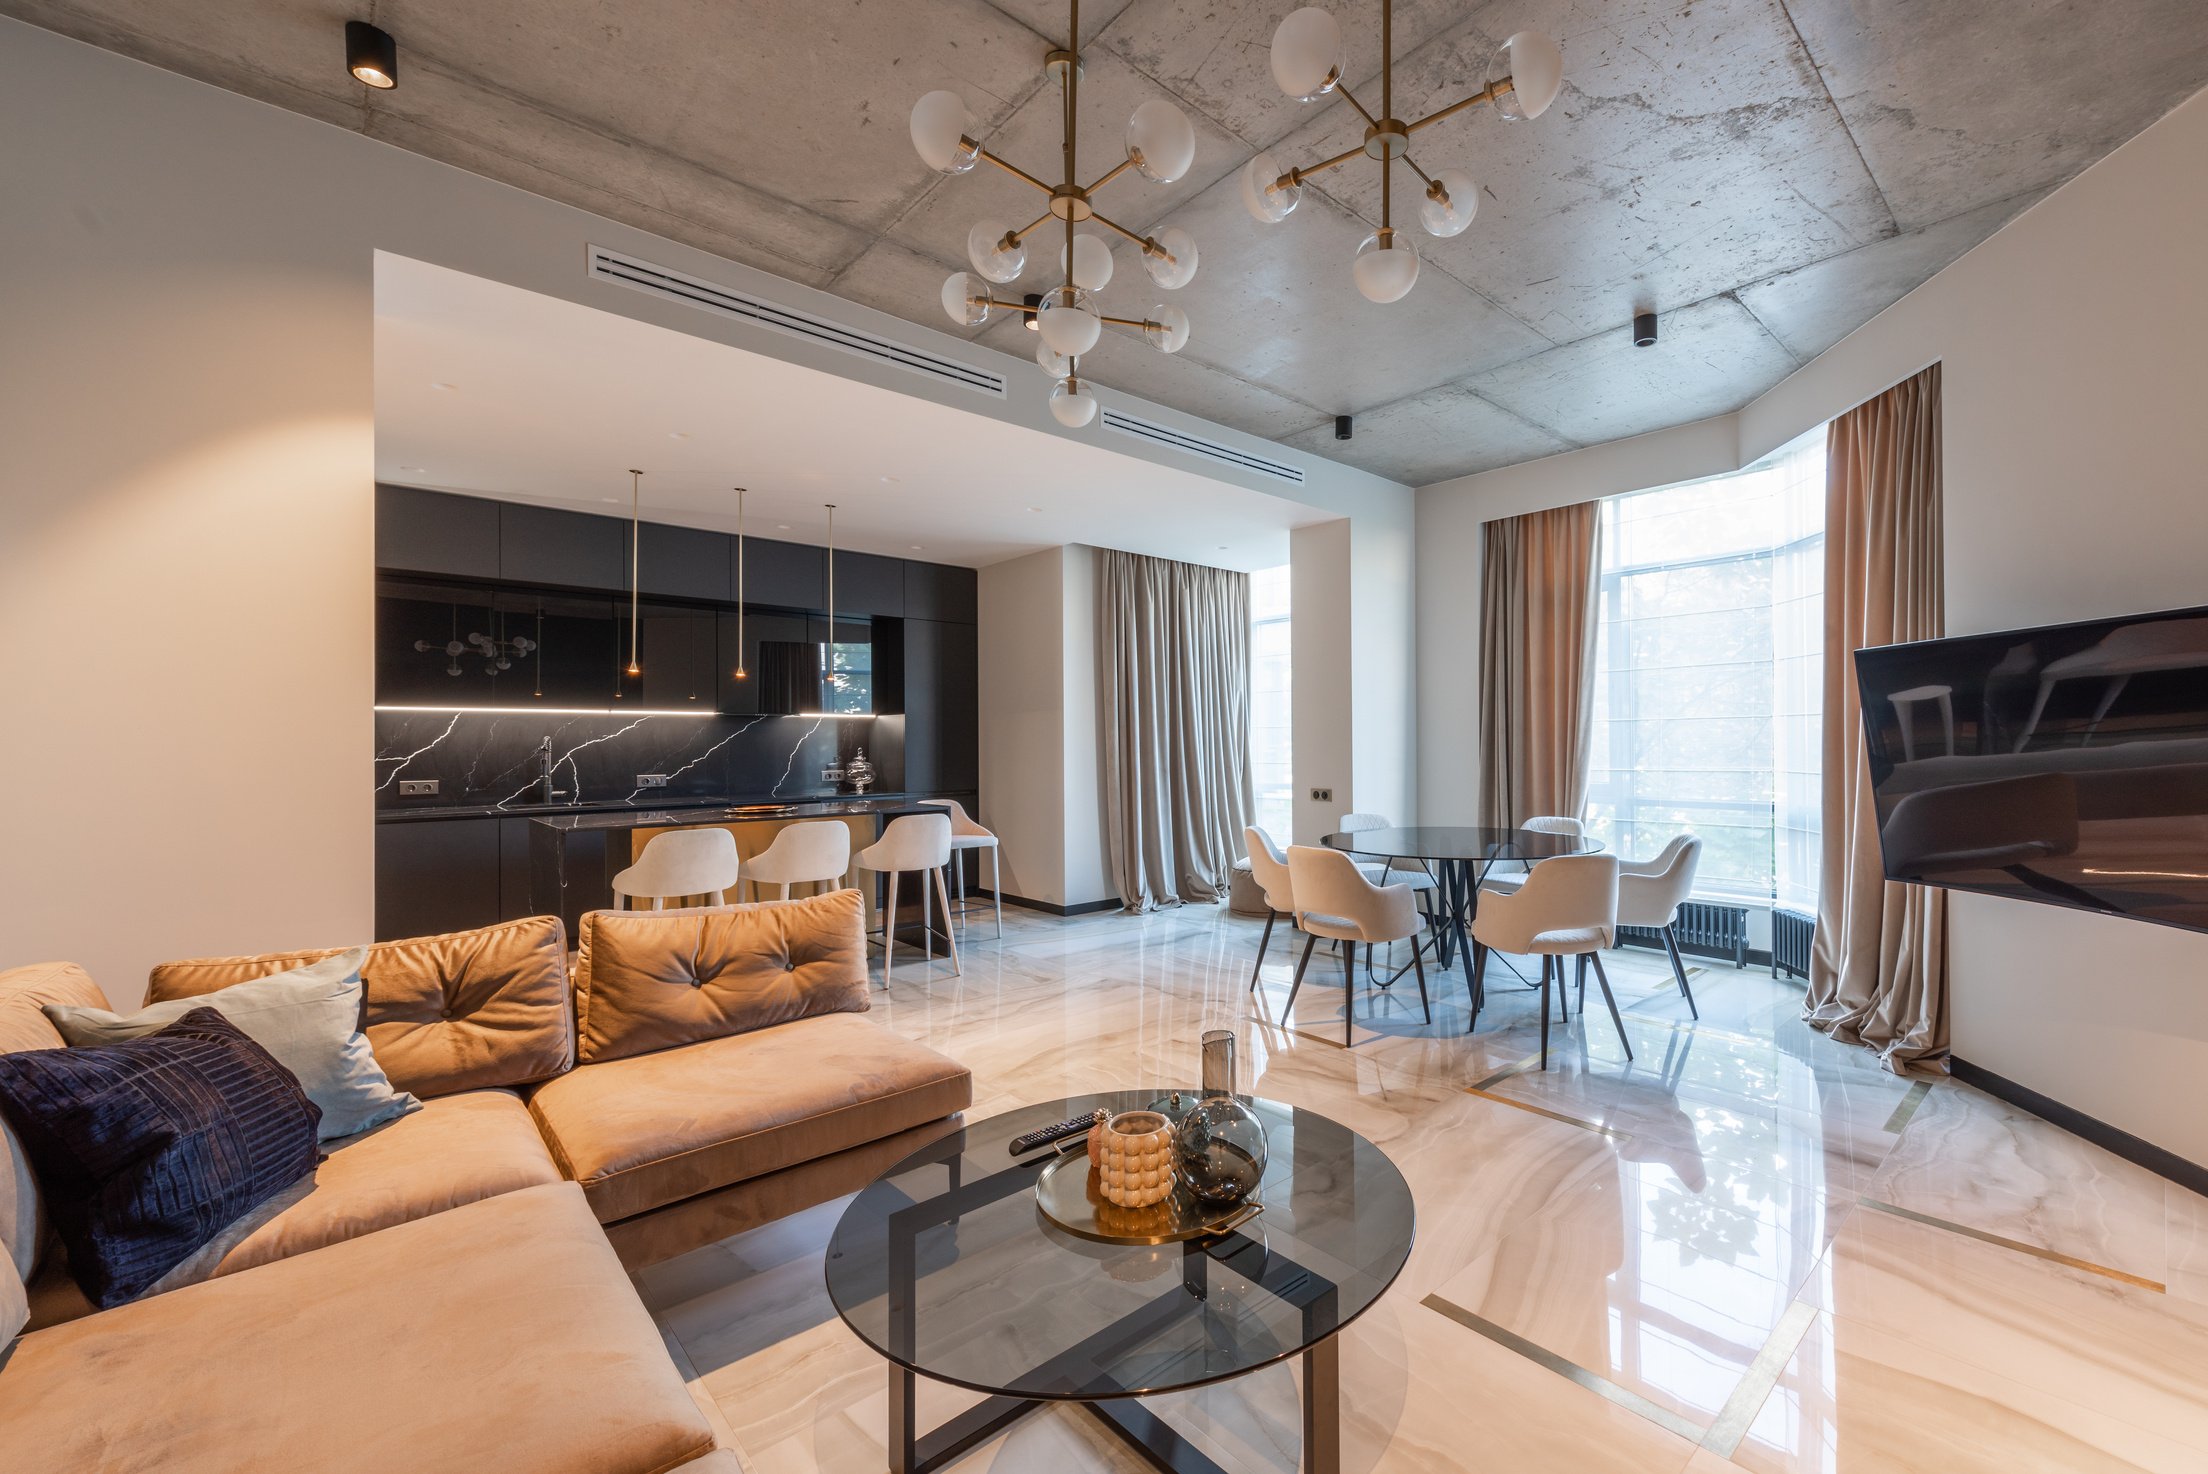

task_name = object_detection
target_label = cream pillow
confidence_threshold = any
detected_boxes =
[43,948,419,1141]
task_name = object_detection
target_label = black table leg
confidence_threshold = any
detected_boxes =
[1302,1332,1341,1473]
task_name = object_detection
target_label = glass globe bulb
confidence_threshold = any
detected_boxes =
[1049,377,1099,429]
[1142,226,1199,289]
[966,220,1026,283]
[1270,8,1343,101]
[1036,289,1103,356]
[1491,31,1563,121]
[1036,342,1071,376]
[1126,98,1196,184]
[939,271,993,328]
[1143,304,1190,354]
[1057,233,1114,292]
[1240,152,1302,224]
[1351,232,1420,303]
[1419,168,1479,237]
[909,90,979,172]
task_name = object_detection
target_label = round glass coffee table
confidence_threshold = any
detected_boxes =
[825,1091,1415,1474]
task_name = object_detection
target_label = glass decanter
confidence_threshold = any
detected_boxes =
[1173,1029,1268,1205]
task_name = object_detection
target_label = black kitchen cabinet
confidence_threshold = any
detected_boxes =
[903,560,977,623]
[639,522,732,602]
[498,818,538,921]
[832,551,905,617]
[499,503,628,590]
[718,608,811,715]
[376,485,500,579]
[901,617,978,792]
[737,536,824,611]
[641,605,720,710]
[376,818,501,941]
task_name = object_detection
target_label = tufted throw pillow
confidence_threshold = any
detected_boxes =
[0,1008,321,1308]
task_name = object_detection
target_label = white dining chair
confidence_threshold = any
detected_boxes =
[1244,826,1297,995]
[610,827,742,910]
[855,813,960,983]
[1468,852,1631,1070]
[1281,845,1428,1047]
[1480,813,1589,896]
[742,819,852,902]
[1337,811,1437,891]
[921,798,1003,939]
[1616,834,1705,1017]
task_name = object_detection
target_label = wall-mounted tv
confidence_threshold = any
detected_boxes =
[1855,604,2208,934]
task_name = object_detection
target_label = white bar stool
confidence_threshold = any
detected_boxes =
[743,820,852,901]
[611,827,742,910]
[855,812,961,983]
[922,798,1003,939]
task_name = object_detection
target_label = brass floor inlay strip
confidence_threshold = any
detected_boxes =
[1881,1079,1933,1134]
[1422,1294,1706,1444]
[1855,1197,2166,1292]
[1467,1053,1542,1092]
[1463,1087,1629,1140]
[1699,1298,1819,1458]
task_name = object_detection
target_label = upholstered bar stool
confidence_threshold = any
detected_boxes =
[610,827,741,909]
[1282,845,1429,1047]
[922,798,1003,940]
[1615,834,1705,1017]
[855,813,961,983]
[1469,853,1631,1070]
[743,819,853,902]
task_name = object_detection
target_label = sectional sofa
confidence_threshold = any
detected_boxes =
[0,889,972,1473]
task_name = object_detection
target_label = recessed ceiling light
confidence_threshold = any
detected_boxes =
[777,523,791,531]
[1026,506,1042,513]
[399,465,426,473]
[881,475,900,484]
[909,544,924,551]
[601,497,620,504]
[430,381,455,391]
[668,431,690,440]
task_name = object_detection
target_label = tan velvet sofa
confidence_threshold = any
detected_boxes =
[0,889,971,1473]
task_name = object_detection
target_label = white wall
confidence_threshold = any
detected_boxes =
[1416,85,2208,1160]
[0,19,1418,993]
[977,548,1071,907]
[1290,522,1353,844]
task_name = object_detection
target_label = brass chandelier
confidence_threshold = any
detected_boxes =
[910,0,1198,429]
[1243,5,1564,303]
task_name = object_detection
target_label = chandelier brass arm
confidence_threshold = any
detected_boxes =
[1242,3,1563,303]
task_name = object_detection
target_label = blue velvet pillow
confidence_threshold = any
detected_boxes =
[0,1007,321,1308]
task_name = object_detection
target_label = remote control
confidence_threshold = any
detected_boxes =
[1009,1111,1103,1156]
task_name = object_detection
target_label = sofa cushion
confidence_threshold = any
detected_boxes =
[529,1012,972,1223]
[574,891,869,1064]
[0,1182,716,1474]
[0,963,109,1283]
[147,916,575,1099]
[0,1009,322,1309]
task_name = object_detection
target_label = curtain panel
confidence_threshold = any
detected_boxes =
[1096,549,1256,911]
[1808,362,1949,1071]
[1478,502,1602,830]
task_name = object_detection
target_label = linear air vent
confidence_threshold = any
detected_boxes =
[587,246,1005,397]
[1101,408,1307,485]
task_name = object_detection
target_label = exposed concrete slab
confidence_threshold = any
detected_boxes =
[1739,188,2048,361]
[830,238,998,340]
[1463,294,1798,446]
[1282,383,1573,486]
[1783,0,2208,231]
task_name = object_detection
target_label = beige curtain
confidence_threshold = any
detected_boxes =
[1096,550,1256,911]
[1808,363,1949,1071]
[1478,502,1602,829]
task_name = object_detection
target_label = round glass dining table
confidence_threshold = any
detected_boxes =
[1320,826,1600,988]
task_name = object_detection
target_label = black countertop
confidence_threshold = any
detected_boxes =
[377,791,934,825]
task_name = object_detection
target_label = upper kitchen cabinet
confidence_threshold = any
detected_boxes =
[375,485,500,579]
[499,502,627,590]
[737,536,823,611]
[638,521,731,602]
[640,605,720,710]
[903,560,977,624]
[831,551,904,618]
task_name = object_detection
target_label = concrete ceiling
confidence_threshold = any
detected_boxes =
[14,0,2208,486]
[375,253,1321,572]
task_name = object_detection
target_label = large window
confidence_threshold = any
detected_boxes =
[1250,565,1293,842]
[1586,434,1825,910]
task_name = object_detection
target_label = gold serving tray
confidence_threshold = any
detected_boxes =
[1033,1147,1263,1246]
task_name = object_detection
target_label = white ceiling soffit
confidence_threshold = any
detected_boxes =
[374,253,1328,571]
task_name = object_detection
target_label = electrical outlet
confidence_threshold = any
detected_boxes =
[398,779,440,797]
[1309,787,1332,803]
[634,774,669,789]
[821,766,847,783]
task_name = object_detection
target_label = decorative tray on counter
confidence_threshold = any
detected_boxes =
[1033,1147,1263,1247]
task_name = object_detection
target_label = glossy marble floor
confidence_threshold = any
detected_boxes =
[638,902,2208,1473]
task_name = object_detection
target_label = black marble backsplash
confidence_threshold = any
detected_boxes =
[374,709,891,815]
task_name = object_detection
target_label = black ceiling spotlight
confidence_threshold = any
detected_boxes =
[345,20,398,90]
[1022,293,1043,331]
[1335,414,1353,441]
[1633,310,1659,347]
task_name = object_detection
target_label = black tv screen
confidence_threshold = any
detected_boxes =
[1855,604,2208,934]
